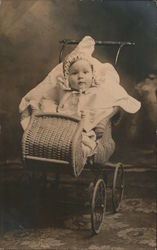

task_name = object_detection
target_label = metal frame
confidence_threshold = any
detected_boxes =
[59,39,135,65]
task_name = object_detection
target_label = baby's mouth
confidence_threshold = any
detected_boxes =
[78,81,85,85]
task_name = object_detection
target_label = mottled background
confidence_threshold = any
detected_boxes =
[0,0,156,164]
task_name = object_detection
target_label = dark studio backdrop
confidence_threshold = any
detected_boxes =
[0,0,156,166]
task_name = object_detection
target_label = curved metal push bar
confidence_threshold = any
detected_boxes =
[59,39,135,66]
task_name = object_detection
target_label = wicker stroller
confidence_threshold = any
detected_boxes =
[22,40,134,234]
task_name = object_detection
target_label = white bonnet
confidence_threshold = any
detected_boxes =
[62,36,120,87]
[63,36,95,82]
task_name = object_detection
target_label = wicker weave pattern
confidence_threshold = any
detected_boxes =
[22,113,85,177]
[23,114,79,161]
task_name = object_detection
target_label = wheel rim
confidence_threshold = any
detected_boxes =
[91,179,106,234]
[112,163,124,212]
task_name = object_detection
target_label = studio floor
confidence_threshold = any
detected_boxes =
[0,163,156,250]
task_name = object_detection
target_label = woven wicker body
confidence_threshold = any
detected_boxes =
[22,109,118,177]
[22,113,85,177]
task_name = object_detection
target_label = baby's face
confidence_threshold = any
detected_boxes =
[68,59,93,92]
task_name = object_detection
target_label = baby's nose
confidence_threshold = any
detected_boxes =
[78,72,84,78]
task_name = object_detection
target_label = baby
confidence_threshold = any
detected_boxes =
[61,56,98,159]
[41,55,100,160]
[19,36,141,164]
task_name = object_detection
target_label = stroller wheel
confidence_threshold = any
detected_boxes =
[112,163,124,213]
[91,179,106,234]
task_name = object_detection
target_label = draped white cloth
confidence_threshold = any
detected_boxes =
[19,36,141,130]
[19,61,141,130]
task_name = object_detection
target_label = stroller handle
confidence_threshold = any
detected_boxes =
[59,39,135,65]
[60,39,135,46]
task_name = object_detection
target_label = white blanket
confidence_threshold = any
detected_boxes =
[19,60,141,131]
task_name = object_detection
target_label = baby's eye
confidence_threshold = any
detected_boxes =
[84,71,89,74]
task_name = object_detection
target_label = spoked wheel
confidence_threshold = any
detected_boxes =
[91,179,106,234]
[112,163,124,213]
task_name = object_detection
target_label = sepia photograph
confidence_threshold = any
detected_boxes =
[0,0,156,249]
